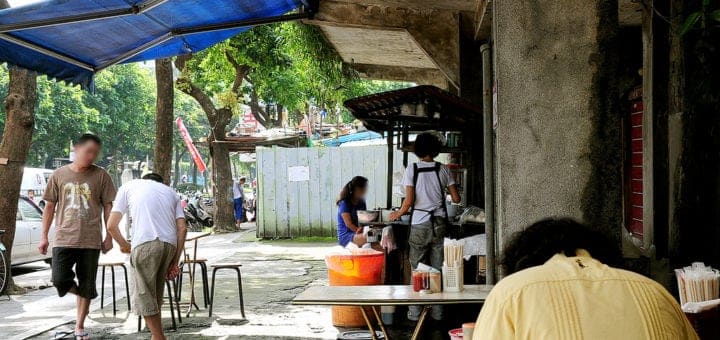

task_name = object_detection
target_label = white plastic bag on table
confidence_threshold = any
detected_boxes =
[459,206,486,224]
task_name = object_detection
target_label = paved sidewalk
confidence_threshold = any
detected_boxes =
[1,226,345,339]
[1,251,133,340]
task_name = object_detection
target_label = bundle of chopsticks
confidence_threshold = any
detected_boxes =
[676,262,720,305]
[444,241,464,267]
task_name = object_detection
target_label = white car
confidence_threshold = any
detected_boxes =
[11,196,54,266]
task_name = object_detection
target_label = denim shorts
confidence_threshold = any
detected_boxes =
[51,247,100,299]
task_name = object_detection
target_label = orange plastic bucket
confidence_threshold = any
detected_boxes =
[326,249,385,327]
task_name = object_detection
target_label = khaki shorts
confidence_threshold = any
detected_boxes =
[130,239,176,316]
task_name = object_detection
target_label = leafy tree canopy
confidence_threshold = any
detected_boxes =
[0,63,158,167]
[179,22,411,127]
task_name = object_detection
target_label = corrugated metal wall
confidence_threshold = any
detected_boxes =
[256,145,415,238]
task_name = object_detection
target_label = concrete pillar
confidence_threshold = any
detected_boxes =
[492,0,622,250]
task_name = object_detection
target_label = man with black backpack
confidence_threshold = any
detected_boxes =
[389,132,461,322]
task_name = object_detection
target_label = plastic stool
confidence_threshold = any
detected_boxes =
[209,263,245,318]
[177,258,210,308]
[99,261,130,316]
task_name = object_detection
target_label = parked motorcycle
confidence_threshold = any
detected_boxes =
[187,191,213,229]
[244,189,257,222]
[179,192,212,231]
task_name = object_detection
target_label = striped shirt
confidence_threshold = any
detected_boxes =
[473,250,698,340]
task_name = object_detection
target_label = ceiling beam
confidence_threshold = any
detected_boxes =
[316,1,460,88]
[352,63,448,89]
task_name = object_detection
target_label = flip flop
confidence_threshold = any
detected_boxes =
[74,330,89,340]
[53,330,74,339]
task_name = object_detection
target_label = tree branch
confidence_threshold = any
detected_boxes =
[248,88,270,127]
[175,55,217,120]
[224,52,251,94]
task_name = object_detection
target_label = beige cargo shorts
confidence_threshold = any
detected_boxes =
[129,239,176,316]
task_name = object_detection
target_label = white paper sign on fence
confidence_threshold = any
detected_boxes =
[288,166,310,182]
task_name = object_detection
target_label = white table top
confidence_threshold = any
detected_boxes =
[293,284,493,306]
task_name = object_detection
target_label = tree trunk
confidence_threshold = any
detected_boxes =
[172,148,186,187]
[191,160,197,185]
[175,55,236,232]
[153,58,174,184]
[0,67,37,293]
[208,108,236,232]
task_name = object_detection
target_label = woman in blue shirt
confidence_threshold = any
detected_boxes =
[336,176,368,247]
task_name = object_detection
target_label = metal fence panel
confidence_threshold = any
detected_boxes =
[256,145,415,238]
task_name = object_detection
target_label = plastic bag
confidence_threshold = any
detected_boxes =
[380,226,396,253]
[459,206,486,224]
[392,168,407,197]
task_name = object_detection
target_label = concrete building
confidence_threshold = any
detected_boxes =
[310,0,720,283]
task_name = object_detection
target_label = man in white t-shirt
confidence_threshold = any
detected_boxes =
[106,173,187,340]
[389,132,461,322]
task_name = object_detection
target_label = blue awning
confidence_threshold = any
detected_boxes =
[0,0,308,88]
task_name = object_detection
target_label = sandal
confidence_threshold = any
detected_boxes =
[53,330,73,339]
[74,330,89,340]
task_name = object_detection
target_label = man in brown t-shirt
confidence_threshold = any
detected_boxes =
[38,133,116,339]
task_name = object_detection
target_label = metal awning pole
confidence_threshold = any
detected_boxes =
[481,43,496,285]
[95,33,173,72]
[0,33,94,71]
[173,12,312,36]
[387,129,394,209]
[96,12,313,72]
[1,5,314,74]
[402,124,409,167]
[0,0,170,32]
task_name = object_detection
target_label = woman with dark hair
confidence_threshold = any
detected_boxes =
[472,217,698,340]
[336,176,368,248]
[500,217,623,274]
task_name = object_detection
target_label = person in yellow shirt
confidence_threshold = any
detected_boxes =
[473,218,698,340]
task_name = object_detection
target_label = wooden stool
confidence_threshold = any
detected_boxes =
[177,258,210,308]
[209,263,245,318]
[98,261,130,316]
[137,279,181,332]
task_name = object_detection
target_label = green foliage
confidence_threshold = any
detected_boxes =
[0,63,158,167]
[681,12,702,35]
[0,21,411,171]
[85,64,156,163]
[680,0,720,35]
[182,22,411,126]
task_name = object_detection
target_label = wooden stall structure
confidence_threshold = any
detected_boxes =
[214,135,307,153]
[344,85,484,208]
[344,85,491,285]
